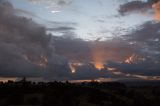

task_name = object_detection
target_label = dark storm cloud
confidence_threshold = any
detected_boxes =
[107,60,160,76]
[53,36,92,63]
[69,63,120,80]
[71,64,100,80]
[118,0,159,15]
[53,36,137,63]
[52,36,146,80]
[105,21,160,76]
[0,0,112,81]
[0,0,71,79]
[52,20,160,78]
[1,0,160,81]
[0,0,115,81]
[124,21,160,56]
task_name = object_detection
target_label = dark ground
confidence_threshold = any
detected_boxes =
[0,79,160,106]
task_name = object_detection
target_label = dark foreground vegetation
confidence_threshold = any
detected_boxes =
[0,79,160,106]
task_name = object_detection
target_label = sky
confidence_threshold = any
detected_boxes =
[0,0,160,82]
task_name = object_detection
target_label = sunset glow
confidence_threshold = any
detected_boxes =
[152,1,160,21]
[94,62,104,70]
[1,0,160,105]
[69,63,83,73]
[23,54,48,69]
[69,63,76,73]
[0,0,160,81]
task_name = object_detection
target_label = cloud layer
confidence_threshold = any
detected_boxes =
[0,0,71,80]
[0,0,160,81]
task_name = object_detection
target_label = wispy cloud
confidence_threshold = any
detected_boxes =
[28,0,73,13]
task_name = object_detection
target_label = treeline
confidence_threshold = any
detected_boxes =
[0,79,160,106]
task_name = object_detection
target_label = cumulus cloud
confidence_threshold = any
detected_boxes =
[124,21,160,56]
[52,20,160,78]
[111,21,160,76]
[54,37,138,62]
[0,0,115,81]
[0,0,71,80]
[1,0,160,81]
[71,64,100,80]
[53,37,92,63]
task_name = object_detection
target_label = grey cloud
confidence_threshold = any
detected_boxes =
[53,36,139,63]
[107,60,160,76]
[71,64,100,80]
[118,0,159,15]
[0,0,112,81]
[69,63,120,80]
[53,36,92,63]
[46,20,77,37]
[1,0,160,81]
[14,9,38,18]
[108,21,160,76]
[0,0,71,80]
[124,21,160,57]
[52,21,160,78]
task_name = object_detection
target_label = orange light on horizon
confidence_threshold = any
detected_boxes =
[125,54,136,64]
[125,54,146,64]
[69,63,76,73]
[107,67,116,71]
[125,56,133,64]
[95,62,104,70]
[92,42,106,70]
[23,54,48,69]
[69,62,83,73]
[38,55,48,68]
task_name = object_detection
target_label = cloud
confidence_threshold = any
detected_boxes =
[14,8,38,18]
[124,21,160,56]
[51,36,141,80]
[52,20,160,79]
[0,0,114,81]
[1,0,160,81]
[53,36,92,63]
[71,64,100,80]
[0,0,71,80]
[107,60,160,76]
[109,21,160,76]
[118,0,159,16]
[53,36,136,63]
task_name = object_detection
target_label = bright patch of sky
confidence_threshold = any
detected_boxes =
[10,0,153,40]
